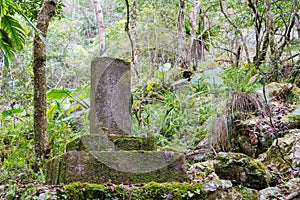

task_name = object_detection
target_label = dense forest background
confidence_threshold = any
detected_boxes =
[1,0,300,198]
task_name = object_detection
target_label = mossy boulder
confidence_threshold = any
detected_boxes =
[258,129,300,184]
[214,152,270,190]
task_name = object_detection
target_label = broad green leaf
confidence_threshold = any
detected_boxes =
[47,88,73,100]
[2,108,23,117]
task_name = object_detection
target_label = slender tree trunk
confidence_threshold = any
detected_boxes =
[131,0,139,74]
[294,0,300,63]
[190,0,201,67]
[92,0,106,56]
[33,0,57,161]
[178,0,188,69]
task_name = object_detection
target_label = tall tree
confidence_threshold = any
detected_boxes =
[92,0,106,56]
[189,0,202,66]
[294,0,300,63]
[177,0,188,69]
[33,0,57,161]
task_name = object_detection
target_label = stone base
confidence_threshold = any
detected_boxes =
[66,134,157,152]
[46,150,187,185]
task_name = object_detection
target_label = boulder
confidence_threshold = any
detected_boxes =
[258,129,300,184]
[214,152,270,190]
[259,178,300,199]
[188,160,219,182]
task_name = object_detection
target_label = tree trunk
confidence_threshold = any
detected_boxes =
[33,0,57,161]
[294,0,300,62]
[131,0,139,74]
[177,0,188,69]
[92,0,106,56]
[190,0,201,67]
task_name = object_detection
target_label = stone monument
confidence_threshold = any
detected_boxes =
[46,57,187,184]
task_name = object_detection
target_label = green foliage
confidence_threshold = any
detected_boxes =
[0,115,38,184]
[1,15,26,51]
[16,0,65,20]
[0,0,27,64]
[132,68,218,151]
[223,64,261,93]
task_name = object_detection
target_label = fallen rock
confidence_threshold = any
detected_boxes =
[258,129,300,184]
[188,160,219,182]
[214,152,270,190]
[259,178,300,199]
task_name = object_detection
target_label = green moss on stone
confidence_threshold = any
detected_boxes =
[109,134,157,151]
[58,182,205,200]
[57,181,260,200]
[215,152,269,190]
[65,134,157,152]
[46,151,187,185]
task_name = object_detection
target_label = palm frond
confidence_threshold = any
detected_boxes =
[0,29,15,60]
[0,0,9,17]
[1,15,26,51]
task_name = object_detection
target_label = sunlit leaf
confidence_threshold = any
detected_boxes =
[47,88,73,100]
[2,108,23,117]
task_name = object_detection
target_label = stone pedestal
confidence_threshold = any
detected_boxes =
[46,57,187,184]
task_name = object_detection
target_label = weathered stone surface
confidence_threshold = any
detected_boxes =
[188,160,219,181]
[214,152,270,190]
[258,129,300,184]
[46,150,187,185]
[258,178,300,200]
[90,57,131,135]
[66,134,157,152]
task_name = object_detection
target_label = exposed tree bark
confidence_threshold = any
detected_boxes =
[131,0,139,74]
[190,0,201,68]
[33,0,57,161]
[294,0,300,63]
[92,0,106,56]
[177,0,188,69]
[248,0,263,63]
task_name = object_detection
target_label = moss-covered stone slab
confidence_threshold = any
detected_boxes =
[56,181,244,200]
[214,152,270,190]
[46,150,187,185]
[66,134,157,152]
